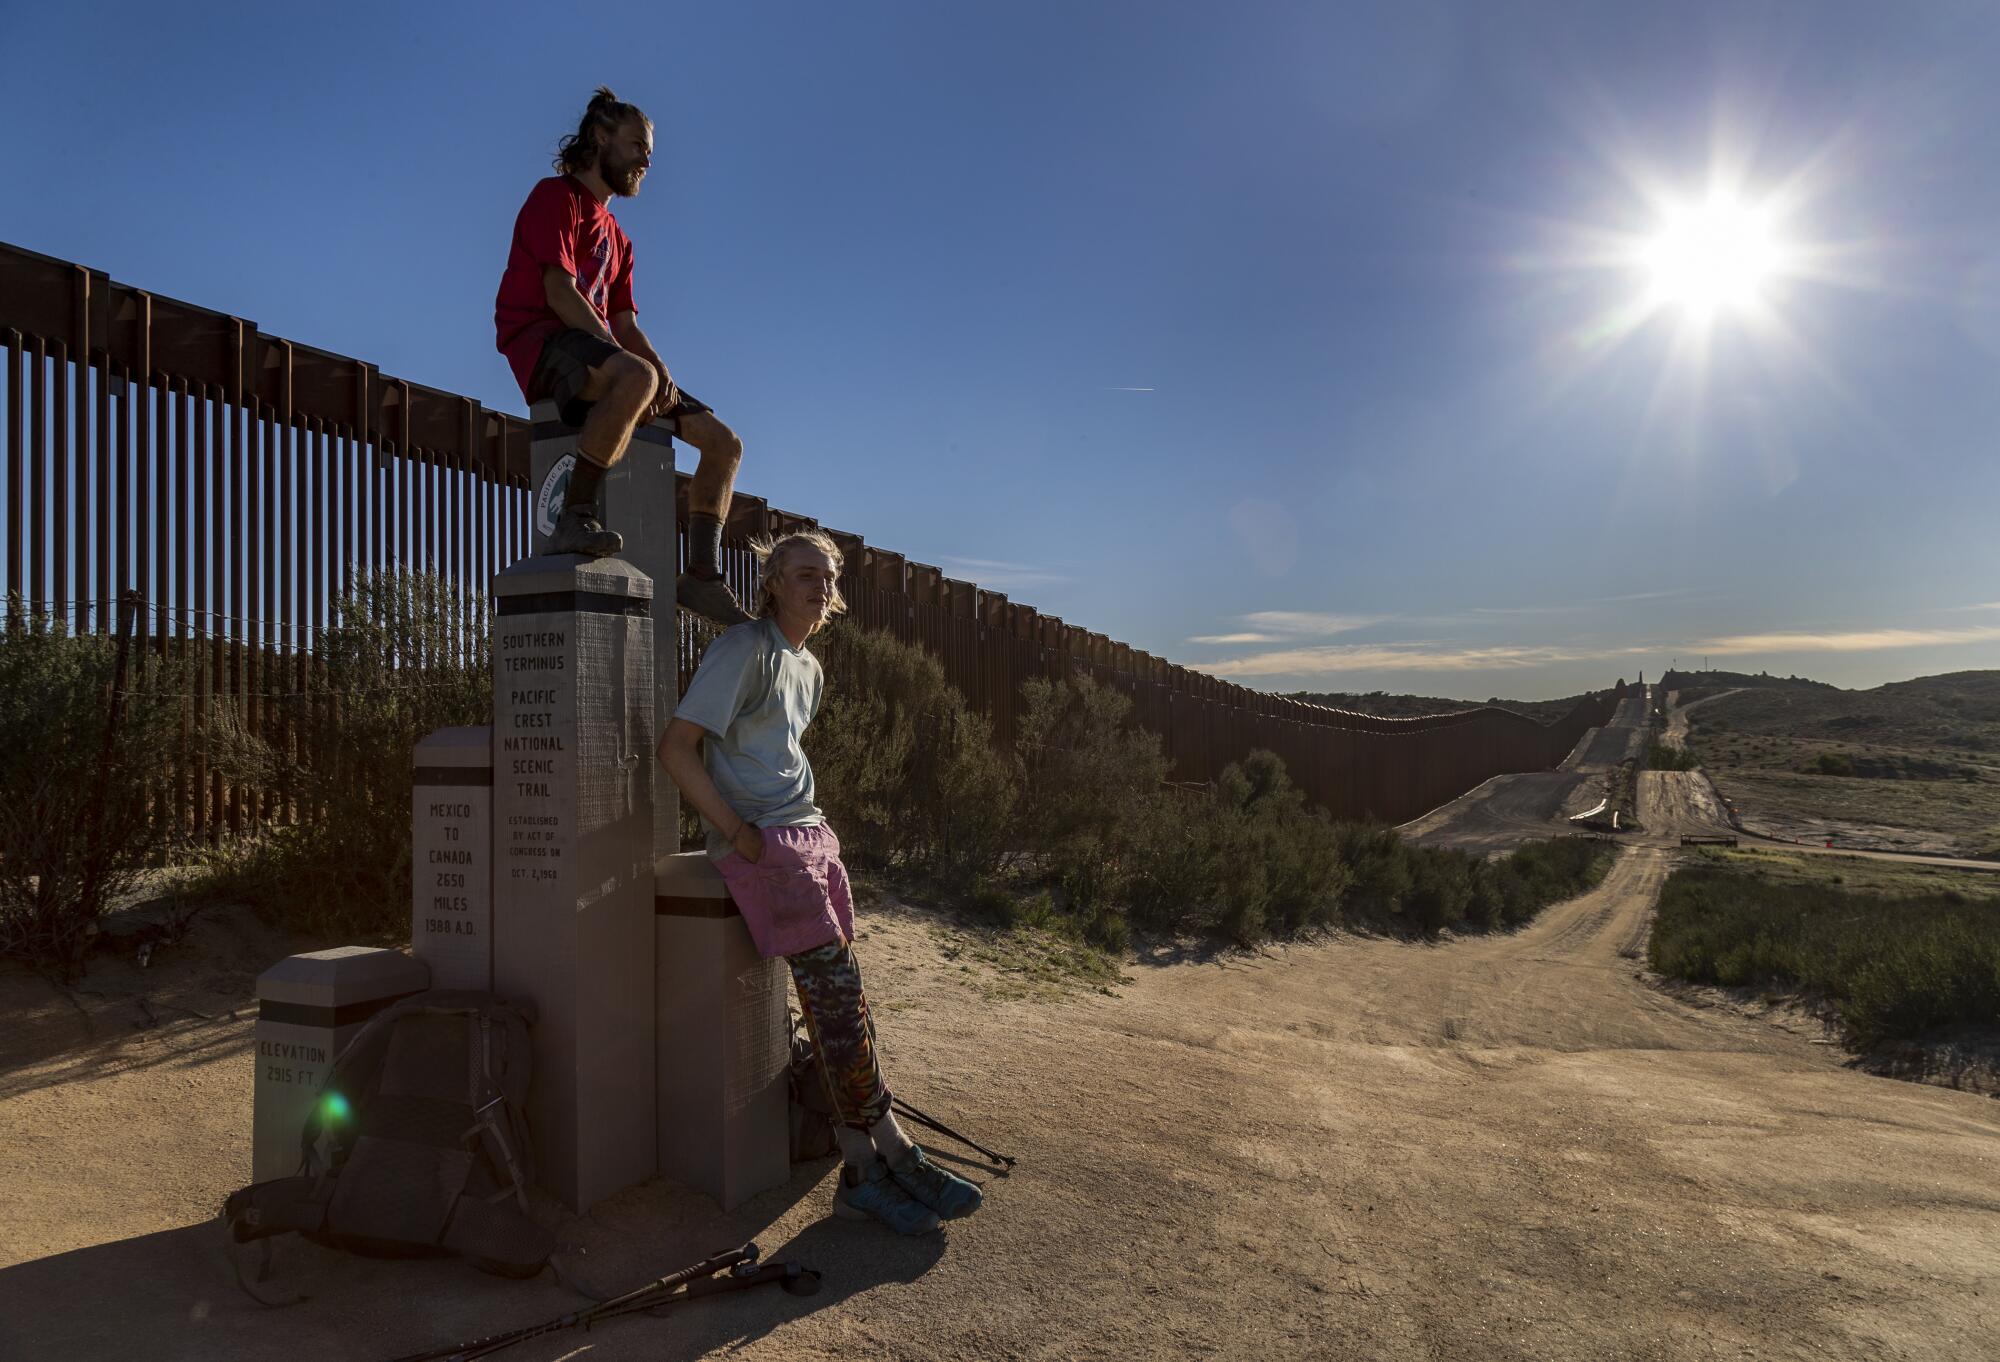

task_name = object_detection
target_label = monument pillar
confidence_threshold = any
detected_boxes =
[529,403,681,853]
[522,406,789,1213]
[411,726,494,990]
[252,948,429,1182]
[491,553,657,1211]
[656,852,790,1209]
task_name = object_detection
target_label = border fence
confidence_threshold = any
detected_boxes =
[0,239,1621,840]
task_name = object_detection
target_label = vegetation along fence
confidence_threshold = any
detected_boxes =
[0,239,1622,839]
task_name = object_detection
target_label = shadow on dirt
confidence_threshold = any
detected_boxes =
[0,1159,949,1361]
[0,901,310,1099]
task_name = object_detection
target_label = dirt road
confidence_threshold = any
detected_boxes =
[1661,688,1743,750]
[1401,690,1654,852]
[3,692,1996,1359]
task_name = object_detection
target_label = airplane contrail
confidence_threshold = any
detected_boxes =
[1105,385,1155,392]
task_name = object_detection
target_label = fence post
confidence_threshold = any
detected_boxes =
[77,590,142,930]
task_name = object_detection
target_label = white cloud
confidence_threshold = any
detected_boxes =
[937,556,1070,591]
[1197,642,1638,678]
[1694,625,2000,654]
[1241,611,1382,636]
[1454,589,1696,618]
[1183,612,2000,684]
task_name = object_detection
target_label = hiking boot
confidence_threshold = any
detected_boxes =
[548,504,622,558]
[833,1158,941,1235]
[677,571,752,628]
[888,1145,983,1220]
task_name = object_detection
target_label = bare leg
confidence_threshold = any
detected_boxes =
[574,352,658,466]
[669,407,751,626]
[545,354,656,558]
[674,408,744,520]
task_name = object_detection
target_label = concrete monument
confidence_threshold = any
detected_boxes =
[411,726,494,990]
[656,851,790,1209]
[491,552,658,1211]
[529,402,682,850]
[252,947,429,1182]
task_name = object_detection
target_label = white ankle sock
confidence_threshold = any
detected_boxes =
[834,1125,876,1168]
[870,1113,916,1165]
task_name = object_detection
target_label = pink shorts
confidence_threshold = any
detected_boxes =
[714,823,854,959]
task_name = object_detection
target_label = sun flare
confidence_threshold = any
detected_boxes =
[1637,193,1788,320]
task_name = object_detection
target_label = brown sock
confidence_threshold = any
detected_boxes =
[565,452,608,510]
[688,512,723,577]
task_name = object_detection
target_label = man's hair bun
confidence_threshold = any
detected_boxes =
[555,88,652,175]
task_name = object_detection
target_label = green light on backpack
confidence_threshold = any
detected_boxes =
[321,1091,352,1123]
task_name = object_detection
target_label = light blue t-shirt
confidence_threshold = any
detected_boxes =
[673,617,824,859]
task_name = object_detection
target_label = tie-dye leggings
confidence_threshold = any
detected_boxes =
[787,940,892,1129]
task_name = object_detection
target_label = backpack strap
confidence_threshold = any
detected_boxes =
[224,1175,332,1243]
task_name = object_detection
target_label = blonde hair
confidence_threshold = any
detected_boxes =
[750,529,848,629]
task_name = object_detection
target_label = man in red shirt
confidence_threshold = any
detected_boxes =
[495,88,748,626]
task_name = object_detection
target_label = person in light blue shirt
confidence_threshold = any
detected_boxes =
[671,609,826,869]
[658,529,983,1234]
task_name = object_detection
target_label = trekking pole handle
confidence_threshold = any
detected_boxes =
[585,1242,760,1320]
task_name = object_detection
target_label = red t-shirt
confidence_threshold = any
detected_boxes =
[493,175,637,399]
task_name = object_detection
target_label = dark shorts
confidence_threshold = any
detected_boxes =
[527,328,713,432]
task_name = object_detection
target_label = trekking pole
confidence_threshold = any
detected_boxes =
[381,1242,759,1362]
[592,1259,822,1326]
[892,1096,1016,1170]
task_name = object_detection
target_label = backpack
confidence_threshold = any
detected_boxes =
[787,1008,840,1163]
[223,990,553,1300]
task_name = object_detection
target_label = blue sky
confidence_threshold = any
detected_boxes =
[6,0,1999,699]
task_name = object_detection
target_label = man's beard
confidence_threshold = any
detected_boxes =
[601,152,645,197]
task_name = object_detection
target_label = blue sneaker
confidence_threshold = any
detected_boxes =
[833,1159,941,1235]
[889,1145,983,1220]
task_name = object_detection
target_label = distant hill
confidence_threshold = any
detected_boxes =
[1676,669,2000,756]
[1676,669,2000,858]
[1285,690,1591,725]
[1660,668,1837,693]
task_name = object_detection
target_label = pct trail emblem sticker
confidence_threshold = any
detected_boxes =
[535,454,575,540]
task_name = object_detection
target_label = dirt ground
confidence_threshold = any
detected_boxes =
[1665,688,2000,860]
[3,691,1997,1360]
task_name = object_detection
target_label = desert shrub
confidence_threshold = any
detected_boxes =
[0,606,264,971]
[1842,920,2000,1042]
[1647,740,1700,772]
[1013,673,1169,917]
[1125,788,1238,934]
[1405,850,1476,937]
[1648,867,2000,1045]
[1485,837,1612,927]
[205,571,491,937]
[1334,823,1418,929]
[805,621,1015,887]
[1129,753,1347,946]
[1463,867,1506,930]
[1229,751,1349,938]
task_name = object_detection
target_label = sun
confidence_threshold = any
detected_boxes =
[1637,192,1788,320]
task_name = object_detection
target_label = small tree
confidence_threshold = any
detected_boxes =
[221,571,491,936]
[804,622,1016,887]
[1014,673,1170,921]
[0,603,262,972]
